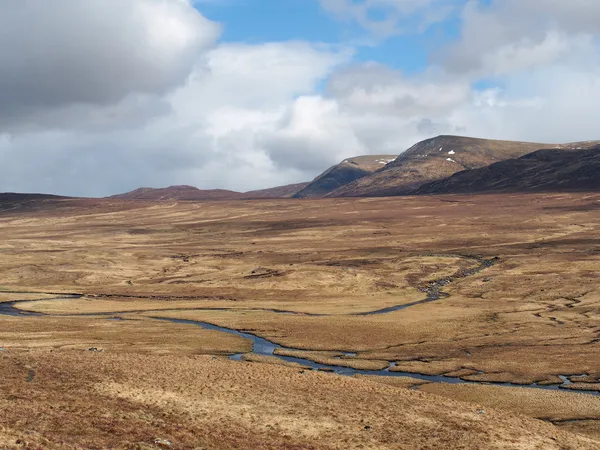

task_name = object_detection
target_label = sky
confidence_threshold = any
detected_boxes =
[1,0,600,196]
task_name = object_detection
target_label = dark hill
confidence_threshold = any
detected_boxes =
[244,182,309,198]
[110,186,246,201]
[0,192,72,212]
[0,193,68,202]
[416,145,600,194]
[293,155,396,198]
[327,136,559,197]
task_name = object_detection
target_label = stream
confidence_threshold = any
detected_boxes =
[1,255,599,396]
[153,316,600,397]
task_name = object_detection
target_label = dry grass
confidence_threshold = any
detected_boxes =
[273,348,390,371]
[355,374,431,389]
[1,192,600,446]
[419,383,600,440]
[0,349,598,449]
[0,315,251,355]
[420,383,600,421]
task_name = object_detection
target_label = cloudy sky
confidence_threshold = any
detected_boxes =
[1,0,599,196]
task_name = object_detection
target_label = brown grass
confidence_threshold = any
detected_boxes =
[0,349,598,449]
[1,192,600,446]
[0,315,251,355]
[418,383,600,440]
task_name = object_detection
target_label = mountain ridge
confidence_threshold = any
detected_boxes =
[327,135,563,197]
[415,145,600,194]
[109,185,247,201]
[293,155,397,198]
[5,135,600,201]
[244,182,309,198]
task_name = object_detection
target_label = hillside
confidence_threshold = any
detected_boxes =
[0,192,71,211]
[0,193,68,202]
[110,185,246,201]
[3,192,600,447]
[416,145,600,194]
[293,155,396,198]
[244,182,309,198]
[327,136,599,197]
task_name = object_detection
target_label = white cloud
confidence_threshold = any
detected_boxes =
[0,34,352,196]
[1,0,600,197]
[260,96,364,171]
[0,0,220,128]
[452,67,600,143]
[319,0,461,37]
[441,0,600,75]
[328,63,470,115]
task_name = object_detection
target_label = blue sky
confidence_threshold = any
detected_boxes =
[2,0,600,196]
[195,0,464,75]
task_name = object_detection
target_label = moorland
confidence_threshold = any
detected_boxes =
[0,192,599,448]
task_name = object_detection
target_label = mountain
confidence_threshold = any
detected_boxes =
[293,155,397,198]
[327,136,600,198]
[111,183,312,201]
[0,193,72,212]
[244,182,309,198]
[110,185,246,201]
[0,193,68,202]
[415,145,600,194]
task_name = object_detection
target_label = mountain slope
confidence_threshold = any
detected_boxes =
[416,145,600,194]
[327,136,599,197]
[0,193,68,202]
[110,185,246,201]
[244,182,309,198]
[0,192,71,210]
[294,155,396,198]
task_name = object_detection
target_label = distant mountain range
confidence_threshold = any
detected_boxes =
[0,192,71,212]
[293,155,396,198]
[108,155,398,202]
[244,182,309,198]
[3,135,600,203]
[109,186,248,201]
[416,145,600,194]
[325,136,600,197]
[0,193,67,201]
[109,183,311,201]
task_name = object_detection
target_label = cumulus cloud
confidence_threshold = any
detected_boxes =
[441,0,600,75]
[451,67,600,143]
[0,0,219,128]
[0,33,352,196]
[260,96,364,172]
[1,0,600,197]
[327,63,470,115]
[318,0,461,37]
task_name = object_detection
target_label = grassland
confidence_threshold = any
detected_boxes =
[4,349,599,449]
[0,193,599,447]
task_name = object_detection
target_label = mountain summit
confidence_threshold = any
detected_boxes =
[110,185,246,201]
[416,145,600,194]
[293,155,397,198]
[327,136,560,197]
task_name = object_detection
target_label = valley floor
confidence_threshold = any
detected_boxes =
[0,192,599,448]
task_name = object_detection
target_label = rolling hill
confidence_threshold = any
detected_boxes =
[111,183,312,201]
[293,155,396,198]
[0,193,68,202]
[244,182,309,198]
[415,145,600,194]
[327,136,600,197]
[110,185,247,201]
[0,192,71,211]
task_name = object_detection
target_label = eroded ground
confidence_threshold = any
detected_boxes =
[1,193,600,448]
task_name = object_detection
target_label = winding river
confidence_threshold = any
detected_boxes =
[152,316,600,397]
[1,255,599,396]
